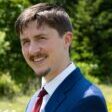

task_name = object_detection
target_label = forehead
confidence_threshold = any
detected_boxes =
[20,20,59,39]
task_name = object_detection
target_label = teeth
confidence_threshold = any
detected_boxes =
[34,57,44,62]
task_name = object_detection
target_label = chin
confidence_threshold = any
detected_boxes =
[35,68,51,78]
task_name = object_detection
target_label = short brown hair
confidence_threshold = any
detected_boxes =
[15,3,73,36]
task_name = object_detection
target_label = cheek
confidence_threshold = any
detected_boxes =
[48,45,61,60]
[21,47,28,58]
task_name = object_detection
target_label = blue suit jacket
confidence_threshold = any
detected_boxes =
[44,68,108,112]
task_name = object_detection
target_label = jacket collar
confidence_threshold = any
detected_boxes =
[45,68,83,112]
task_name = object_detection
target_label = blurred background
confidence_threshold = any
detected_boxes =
[0,0,112,111]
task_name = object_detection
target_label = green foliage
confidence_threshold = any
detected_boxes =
[68,0,112,82]
[0,72,20,99]
[0,32,10,54]
[76,62,99,83]
[0,0,35,87]
[21,78,40,95]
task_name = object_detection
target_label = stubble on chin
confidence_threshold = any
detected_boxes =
[35,68,51,78]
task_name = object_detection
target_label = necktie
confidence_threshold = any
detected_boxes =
[32,88,47,112]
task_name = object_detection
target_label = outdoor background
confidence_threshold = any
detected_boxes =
[0,0,112,112]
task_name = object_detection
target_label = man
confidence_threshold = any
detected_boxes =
[15,3,108,112]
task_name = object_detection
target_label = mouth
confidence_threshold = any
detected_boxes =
[30,55,48,64]
[34,57,46,62]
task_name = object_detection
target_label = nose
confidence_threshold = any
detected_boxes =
[28,42,41,55]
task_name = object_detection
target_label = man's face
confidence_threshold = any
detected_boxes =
[20,20,72,81]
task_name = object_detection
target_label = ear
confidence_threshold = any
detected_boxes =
[63,32,73,49]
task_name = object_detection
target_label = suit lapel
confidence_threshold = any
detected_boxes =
[45,89,66,112]
[45,68,83,112]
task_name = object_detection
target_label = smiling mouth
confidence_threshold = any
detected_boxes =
[34,57,46,62]
[30,54,48,64]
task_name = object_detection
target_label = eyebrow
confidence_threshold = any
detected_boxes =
[20,33,47,40]
[33,34,47,38]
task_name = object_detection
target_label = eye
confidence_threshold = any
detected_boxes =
[35,36,47,42]
[40,37,46,39]
[21,39,30,46]
[38,37,47,40]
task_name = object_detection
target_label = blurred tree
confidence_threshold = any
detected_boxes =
[0,0,34,85]
[68,0,112,82]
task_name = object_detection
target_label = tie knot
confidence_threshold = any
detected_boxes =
[38,87,47,98]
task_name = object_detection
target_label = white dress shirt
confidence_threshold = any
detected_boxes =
[26,62,76,112]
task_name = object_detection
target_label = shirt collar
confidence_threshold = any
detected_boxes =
[42,62,76,96]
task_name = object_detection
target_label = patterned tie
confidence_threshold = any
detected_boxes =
[32,88,47,112]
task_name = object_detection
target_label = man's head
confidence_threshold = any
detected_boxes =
[15,3,73,36]
[15,3,73,82]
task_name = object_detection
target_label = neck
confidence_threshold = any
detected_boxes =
[44,60,71,82]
